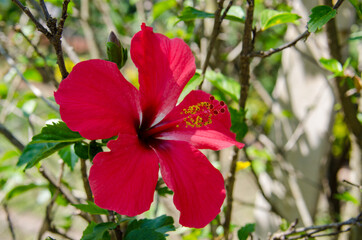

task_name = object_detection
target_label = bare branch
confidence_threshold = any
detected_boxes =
[0,123,25,151]
[3,203,16,240]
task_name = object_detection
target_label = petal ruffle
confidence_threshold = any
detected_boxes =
[89,134,159,216]
[55,60,141,140]
[131,23,195,127]
[155,90,244,150]
[154,140,226,228]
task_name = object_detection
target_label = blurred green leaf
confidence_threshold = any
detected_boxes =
[58,145,79,170]
[178,72,202,103]
[5,183,46,201]
[81,222,117,240]
[260,10,300,30]
[178,6,244,23]
[319,58,342,74]
[73,201,109,215]
[125,215,175,240]
[237,223,255,240]
[23,68,42,82]
[156,186,173,197]
[229,107,248,141]
[308,5,336,32]
[206,70,240,102]
[31,121,84,144]
[153,0,177,19]
[335,192,360,205]
[348,0,362,19]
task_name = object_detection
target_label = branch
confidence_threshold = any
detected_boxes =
[224,1,255,239]
[269,213,362,240]
[0,123,25,151]
[250,0,345,58]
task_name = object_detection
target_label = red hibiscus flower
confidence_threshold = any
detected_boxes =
[54,23,244,228]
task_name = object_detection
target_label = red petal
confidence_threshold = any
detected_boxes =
[89,134,159,216]
[131,23,195,127]
[154,140,226,228]
[156,90,244,150]
[54,60,141,140]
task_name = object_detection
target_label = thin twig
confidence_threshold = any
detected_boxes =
[199,0,233,89]
[3,203,16,240]
[0,43,59,111]
[39,0,51,21]
[0,123,25,151]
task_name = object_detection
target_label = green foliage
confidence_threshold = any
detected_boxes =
[178,6,245,23]
[31,121,84,143]
[260,10,300,30]
[17,121,84,169]
[72,201,110,215]
[81,222,117,240]
[237,223,255,240]
[229,107,248,141]
[74,142,90,159]
[125,215,175,240]
[335,191,360,205]
[178,72,202,103]
[206,70,240,102]
[308,5,336,32]
[89,140,103,161]
[348,0,362,19]
[156,186,173,197]
[5,183,46,201]
[319,57,351,77]
[153,0,177,19]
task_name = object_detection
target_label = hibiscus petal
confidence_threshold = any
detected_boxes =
[54,60,141,140]
[131,23,196,127]
[153,140,226,228]
[156,90,244,150]
[89,134,159,216]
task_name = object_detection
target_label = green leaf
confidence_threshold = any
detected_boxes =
[229,107,248,141]
[206,70,240,102]
[31,121,84,143]
[178,72,202,103]
[58,145,79,170]
[237,223,255,240]
[5,183,46,201]
[125,228,165,240]
[178,6,244,23]
[335,192,360,205]
[72,201,109,215]
[74,142,89,159]
[260,10,300,30]
[348,0,362,19]
[125,215,175,239]
[18,142,72,169]
[81,222,117,240]
[153,0,177,19]
[308,5,336,33]
[319,58,342,74]
[156,186,173,197]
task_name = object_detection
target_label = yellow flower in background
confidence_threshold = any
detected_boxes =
[54,58,76,82]
[236,161,251,172]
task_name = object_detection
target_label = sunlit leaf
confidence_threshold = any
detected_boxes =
[206,70,240,102]
[58,145,79,170]
[73,201,109,215]
[308,5,336,32]
[178,72,202,103]
[260,10,300,30]
[178,6,244,23]
[5,183,46,201]
[335,192,360,205]
[153,0,177,19]
[237,223,255,240]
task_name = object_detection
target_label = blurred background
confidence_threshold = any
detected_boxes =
[0,0,361,239]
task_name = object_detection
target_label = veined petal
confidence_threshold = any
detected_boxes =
[131,23,196,127]
[154,140,226,228]
[156,90,244,150]
[54,60,141,140]
[89,134,159,216]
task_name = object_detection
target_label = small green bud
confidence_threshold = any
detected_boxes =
[106,31,128,69]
